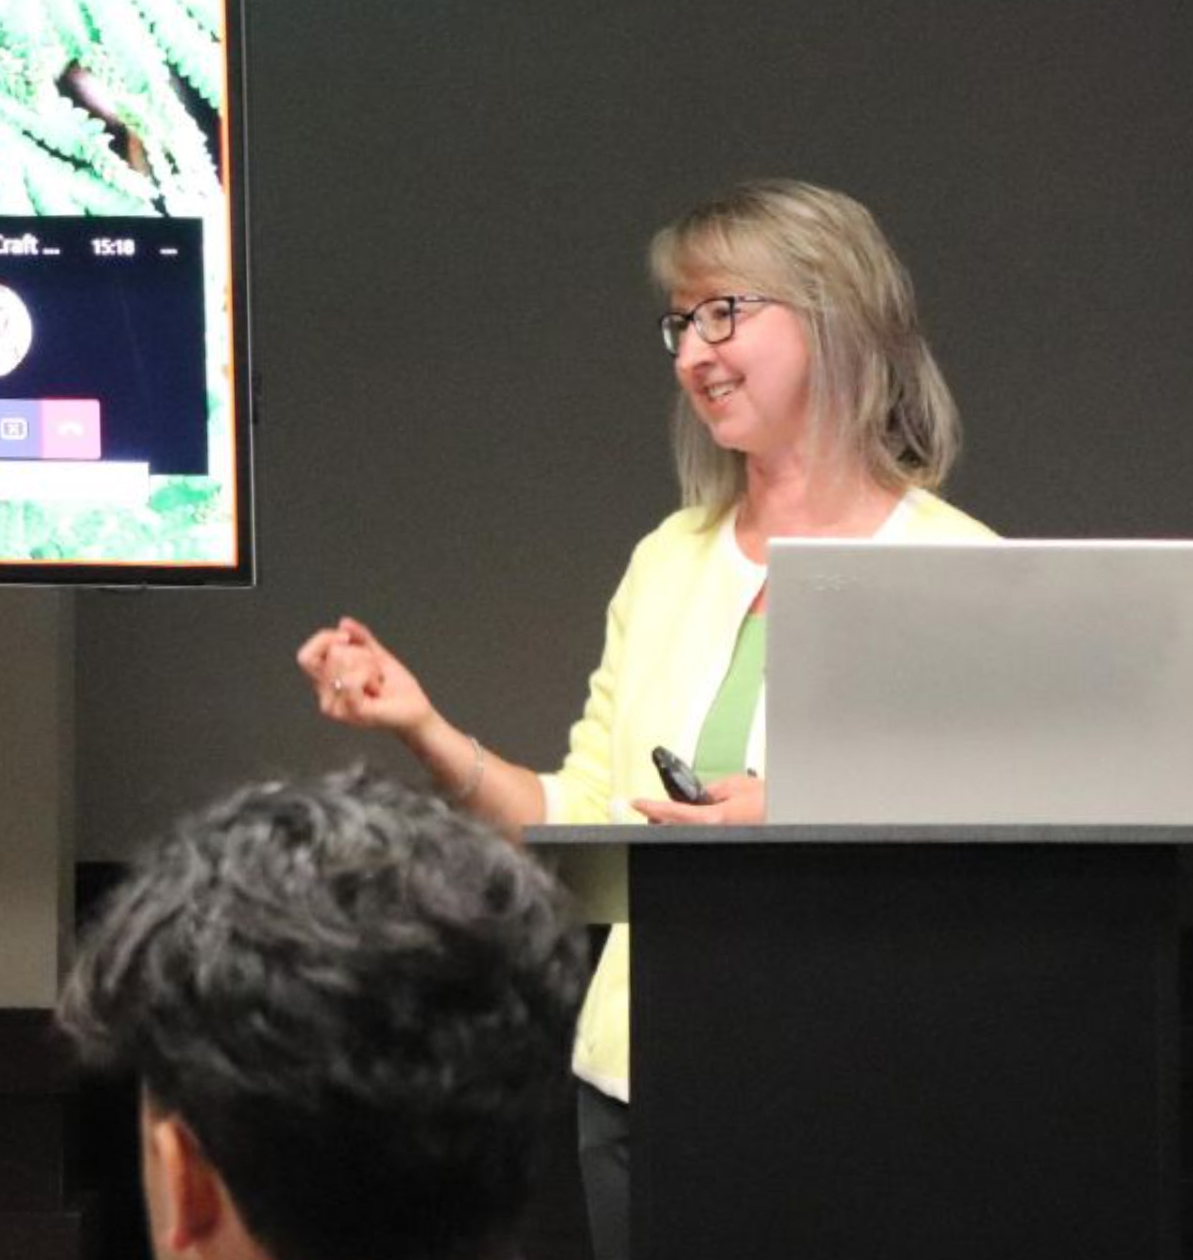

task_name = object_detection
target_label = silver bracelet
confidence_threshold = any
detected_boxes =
[455,735,485,803]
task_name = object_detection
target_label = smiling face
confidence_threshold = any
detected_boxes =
[669,283,817,462]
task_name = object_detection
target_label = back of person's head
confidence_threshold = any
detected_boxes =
[650,178,960,515]
[58,767,588,1260]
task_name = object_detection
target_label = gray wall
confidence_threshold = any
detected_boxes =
[0,592,73,1003]
[75,0,1193,859]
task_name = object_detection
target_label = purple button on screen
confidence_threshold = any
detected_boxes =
[0,400,41,459]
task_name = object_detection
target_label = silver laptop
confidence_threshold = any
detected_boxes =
[765,539,1193,825]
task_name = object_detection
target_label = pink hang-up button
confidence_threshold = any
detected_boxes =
[40,398,101,460]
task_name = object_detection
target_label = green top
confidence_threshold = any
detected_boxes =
[693,613,766,782]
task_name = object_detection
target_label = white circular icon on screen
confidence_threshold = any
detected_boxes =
[0,285,33,377]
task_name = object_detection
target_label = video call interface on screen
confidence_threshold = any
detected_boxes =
[0,216,206,504]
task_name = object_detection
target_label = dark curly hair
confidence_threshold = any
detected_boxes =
[58,767,588,1260]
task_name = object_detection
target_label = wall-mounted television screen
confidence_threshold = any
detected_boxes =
[0,0,253,585]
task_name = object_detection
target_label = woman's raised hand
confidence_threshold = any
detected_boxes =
[296,615,434,736]
[298,615,548,835]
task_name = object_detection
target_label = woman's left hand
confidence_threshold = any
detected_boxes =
[632,773,764,826]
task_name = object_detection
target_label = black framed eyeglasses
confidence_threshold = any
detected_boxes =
[658,294,776,357]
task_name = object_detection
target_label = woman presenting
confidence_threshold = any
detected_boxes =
[298,179,994,1259]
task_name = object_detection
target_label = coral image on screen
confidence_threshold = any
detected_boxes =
[0,0,250,576]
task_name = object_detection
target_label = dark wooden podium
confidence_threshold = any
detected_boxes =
[531,825,1190,1260]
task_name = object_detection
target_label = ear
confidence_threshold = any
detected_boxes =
[145,1112,224,1253]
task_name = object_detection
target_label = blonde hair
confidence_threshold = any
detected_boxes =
[649,180,960,520]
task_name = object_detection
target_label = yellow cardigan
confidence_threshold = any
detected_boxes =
[540,489,996,1101]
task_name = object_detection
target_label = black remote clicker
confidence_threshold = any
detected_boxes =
[651,745,713,805]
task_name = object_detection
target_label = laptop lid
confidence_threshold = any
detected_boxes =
[765,539,1193,825]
